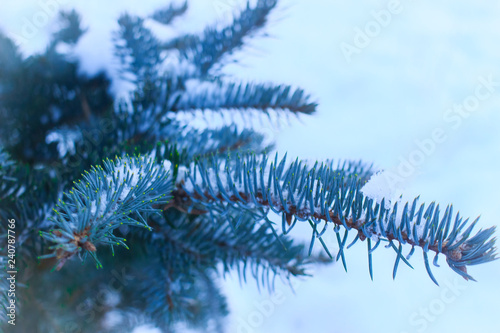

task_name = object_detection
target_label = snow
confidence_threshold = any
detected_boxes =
[45,127,83,157]
[162,159,172,171]
[175,165,189,185]
[102,310,124,330]
[360,170,399,210]
[109,155,171,200]
[90,192,108,217]
[110,160,142,200]
[360,170,414,241]
[86,155,171,222]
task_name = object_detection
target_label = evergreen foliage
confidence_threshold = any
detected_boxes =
[0,1,496,332]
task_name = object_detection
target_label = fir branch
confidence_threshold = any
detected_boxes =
[0,154,60,242]
[170,126,270,160]
[133,265,228,331]
[0,31,22,77]
[142,210,311,289]
[164,0,278,75]
[39,155,173,270]
[150,1,188,25]
[114,14,162,83]
[177,153,496,284]
[0,148,14,180]
[111,107,268,161]
[0,255,8,324]
[52,10,87,46]
[112,77,187,144]
[175,81,317,115]
[0,30,113,164]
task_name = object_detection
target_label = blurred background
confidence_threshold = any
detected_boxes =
[1,0,499,332]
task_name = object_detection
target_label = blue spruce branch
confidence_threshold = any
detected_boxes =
[175,81,317,115]
[167,126,270,159]
[114,13,162,83]
[52,10,87,46]
[38,154,173,270]
[176,153,497,284]
[163,0,278,75]
[150,1,188,25]
[143,210,313,289]
[0,255,9,325]
[133,263,228,331]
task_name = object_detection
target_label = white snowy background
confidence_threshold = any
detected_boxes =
[1,0,499,332]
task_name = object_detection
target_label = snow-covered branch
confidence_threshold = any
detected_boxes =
[39,155,173,270]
